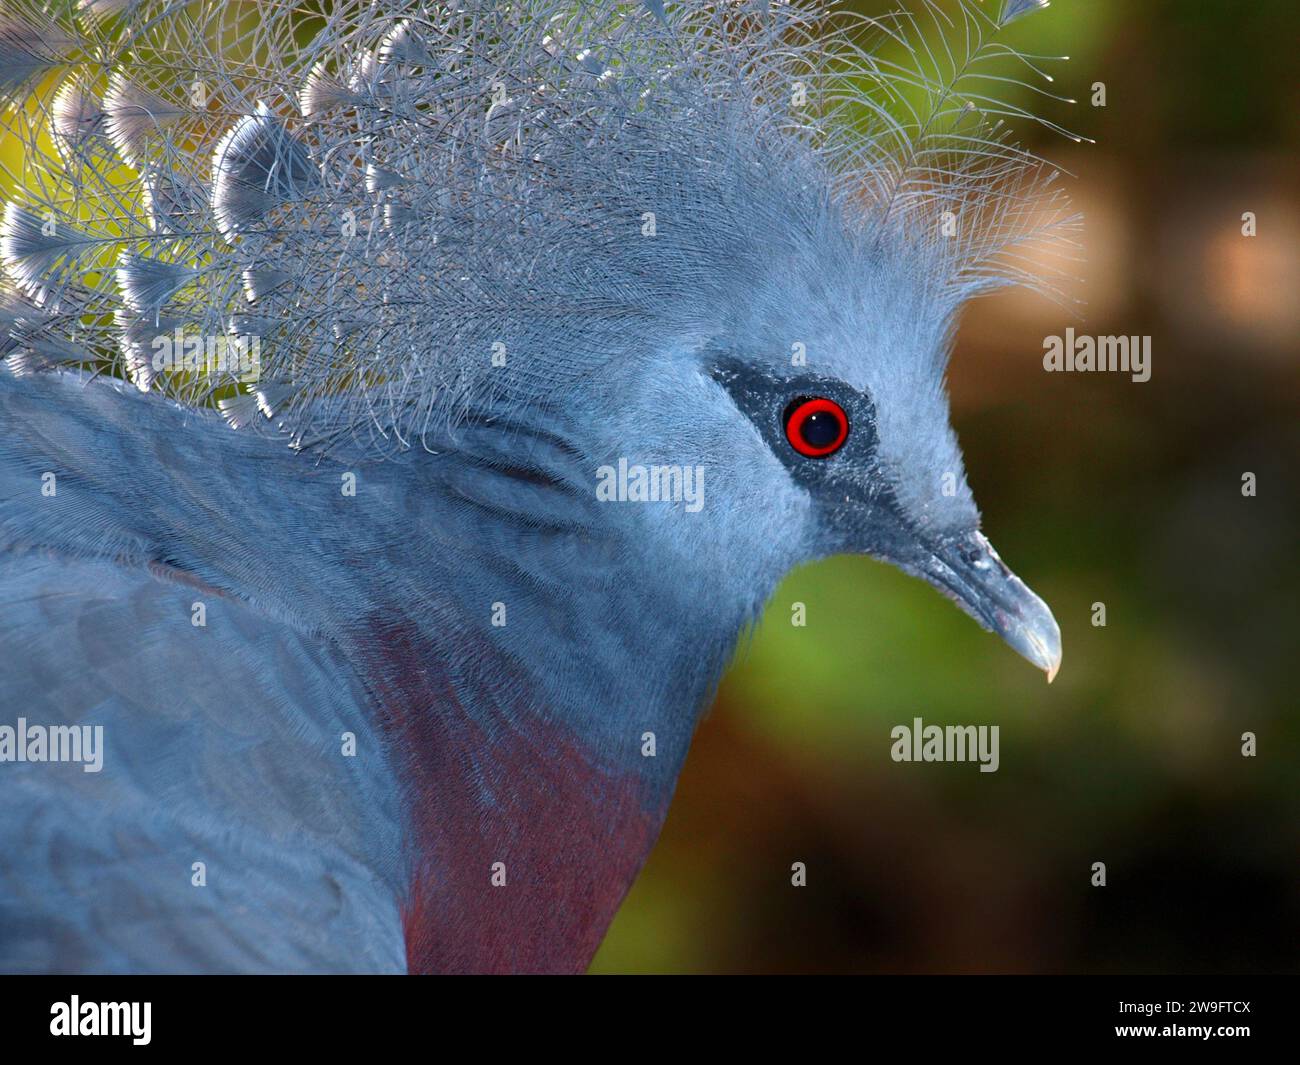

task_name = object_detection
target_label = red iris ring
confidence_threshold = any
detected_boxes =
[784,397,849,457]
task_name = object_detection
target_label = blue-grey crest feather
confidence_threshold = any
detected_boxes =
[0,0,1081,453]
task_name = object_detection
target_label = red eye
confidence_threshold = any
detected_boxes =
[784,397,849,458]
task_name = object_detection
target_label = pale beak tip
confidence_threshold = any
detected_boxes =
[1011,594,1061,684]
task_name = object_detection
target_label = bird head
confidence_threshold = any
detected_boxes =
[570,219,1062,682]
[718,216,1063,679]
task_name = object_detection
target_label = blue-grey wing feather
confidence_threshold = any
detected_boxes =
[0,515,406,973]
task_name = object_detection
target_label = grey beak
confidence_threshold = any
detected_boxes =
[916,530,1062,682]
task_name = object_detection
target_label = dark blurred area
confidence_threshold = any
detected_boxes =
[593,0,1299,973]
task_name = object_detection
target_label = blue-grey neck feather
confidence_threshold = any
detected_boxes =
[0,368,767,790]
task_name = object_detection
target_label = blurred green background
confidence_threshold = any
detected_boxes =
[593,0,1300,973]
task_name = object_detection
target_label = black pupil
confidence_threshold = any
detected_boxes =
[800,409,842,449]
